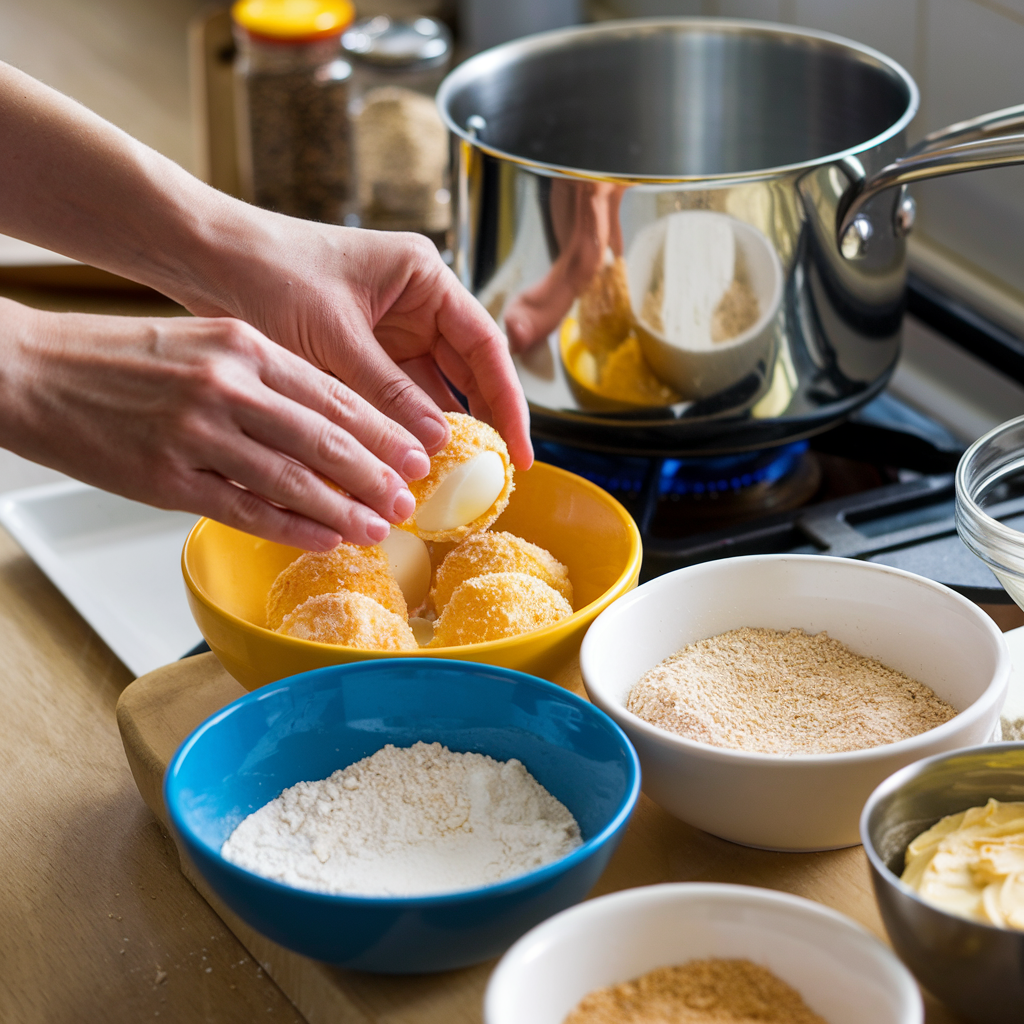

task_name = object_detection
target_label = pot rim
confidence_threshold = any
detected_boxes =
[437,16,921,185]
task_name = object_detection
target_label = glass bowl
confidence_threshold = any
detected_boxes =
[956,413,1024,609]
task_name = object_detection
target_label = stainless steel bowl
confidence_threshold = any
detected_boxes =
[860,743,1024,1024]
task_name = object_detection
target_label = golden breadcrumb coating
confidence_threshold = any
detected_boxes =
[599,334,679,405]
[561,314,679,409]
[405,412,514,542]
[429,571,573,647]
[578,255,632,358]
[266,544,406,630]
[275,591,418,651]
[431,531,573,612]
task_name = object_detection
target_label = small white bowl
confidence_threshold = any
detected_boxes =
[580,554,1009,851]
[626,211,783,400]
[485,883,923,1024]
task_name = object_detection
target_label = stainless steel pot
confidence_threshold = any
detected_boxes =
[437,19,1024,456]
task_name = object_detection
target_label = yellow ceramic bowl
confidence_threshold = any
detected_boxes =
[182,461,642,690]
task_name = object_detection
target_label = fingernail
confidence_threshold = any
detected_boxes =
[366,516,390,543]
[402,449,431,481]
[392,489,416,521]
[418,415,449,453]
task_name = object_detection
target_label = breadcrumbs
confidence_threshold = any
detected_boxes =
[277,591,417,651]
[563,958,828,1024]
[266,543,406,629]
[626,627,957,755]
[406,412,513,542]
[429,571,572,647]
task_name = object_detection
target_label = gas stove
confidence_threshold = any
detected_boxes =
[532,274,1024,612]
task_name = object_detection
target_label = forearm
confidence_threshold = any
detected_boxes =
[0,296,425,548]
[0,61,531,464]
[0,61,245,310]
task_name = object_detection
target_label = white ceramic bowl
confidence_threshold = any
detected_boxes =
[626,211,783,399]
[580,554,1009,851]
[485,883,923,1024]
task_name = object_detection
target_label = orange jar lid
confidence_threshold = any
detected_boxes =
[232,0,355,42]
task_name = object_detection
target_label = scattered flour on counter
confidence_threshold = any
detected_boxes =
[221,741,582,897]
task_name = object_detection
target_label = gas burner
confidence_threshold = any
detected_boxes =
[651,444,822,531]
[532,439,822,535]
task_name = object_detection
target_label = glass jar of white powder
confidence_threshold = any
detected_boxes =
[341,16,452,237]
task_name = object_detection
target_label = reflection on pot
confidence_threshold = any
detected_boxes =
[441,20,938,455]
[503,180,627,355]
[552,210,782,408]
[628,211,783,400]
[560,316,680,411]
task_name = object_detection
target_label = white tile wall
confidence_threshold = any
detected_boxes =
[788,0,919,78]
[913,0,1024,294]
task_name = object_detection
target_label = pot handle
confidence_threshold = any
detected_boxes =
[837,102,1024,258]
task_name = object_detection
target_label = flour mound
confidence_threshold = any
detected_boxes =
[221,741,582,897]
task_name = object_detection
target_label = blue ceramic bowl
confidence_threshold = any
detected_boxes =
[164,658,640,973]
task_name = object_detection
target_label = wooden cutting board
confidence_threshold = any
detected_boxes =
[116,652,959,1024]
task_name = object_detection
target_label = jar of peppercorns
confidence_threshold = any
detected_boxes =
[232,0,356,223]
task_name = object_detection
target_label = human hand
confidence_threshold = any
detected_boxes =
[185,220,533,472]
[0,299,428,549]
[0,63,532,521]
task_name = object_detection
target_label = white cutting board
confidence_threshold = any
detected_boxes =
[0,233,79,267]
[0,481,202,678]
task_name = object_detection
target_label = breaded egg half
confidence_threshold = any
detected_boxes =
[276,593,415,647]
[266,543,406,630]
[406,412,514,542]
[276,591,418,651]
[431,531,573,612]
[429,571,572,647]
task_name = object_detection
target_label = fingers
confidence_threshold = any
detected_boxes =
[187,437,398,546]
[397,354,465,413]
[5,307,421,550]
[204,327,426,530]
[204,410,413,528]
[328,320,451,454]
[431,280,533,469]
[177,471,373,551]
[209,223,528,470]
[255,348,431,484]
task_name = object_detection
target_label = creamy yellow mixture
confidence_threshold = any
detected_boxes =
[902,798,1024,930]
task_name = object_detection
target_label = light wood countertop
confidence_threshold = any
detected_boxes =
[0,477,968,1022]
[0,483,305,1021]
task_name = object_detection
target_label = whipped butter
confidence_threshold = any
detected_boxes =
[902,798,1024,930]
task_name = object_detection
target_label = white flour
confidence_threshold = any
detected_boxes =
[221,741,582,897]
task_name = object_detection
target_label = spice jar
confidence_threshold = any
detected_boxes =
[232,0,355,223]
[342,16,452,235]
